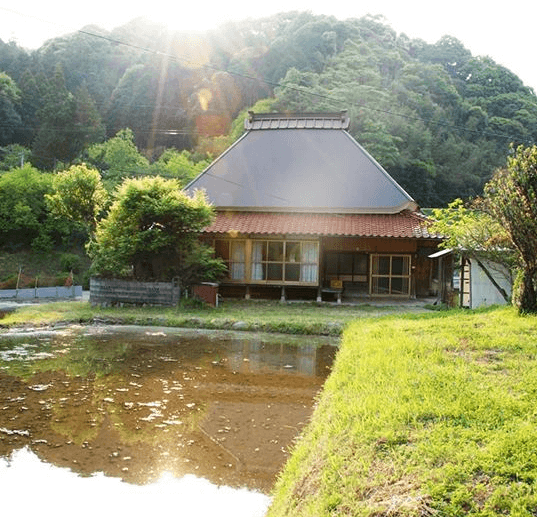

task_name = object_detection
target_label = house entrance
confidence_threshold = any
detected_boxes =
[324,252,369,296]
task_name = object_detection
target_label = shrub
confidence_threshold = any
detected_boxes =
[31,233,54,254]
[90,176,224,286]
[0,275,18,289]
[60,253,82,273]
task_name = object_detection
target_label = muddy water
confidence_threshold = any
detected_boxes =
[0,325,336,515]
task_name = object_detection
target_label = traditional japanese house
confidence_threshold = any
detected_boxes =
[186,111,442,301]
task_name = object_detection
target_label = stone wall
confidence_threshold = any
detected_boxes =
[90,277,180,306]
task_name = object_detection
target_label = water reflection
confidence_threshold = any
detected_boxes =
[0,326,336,512]
[1,447,270,516]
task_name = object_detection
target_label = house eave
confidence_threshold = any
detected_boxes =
[202,210,442,240]
[213,201,419,215]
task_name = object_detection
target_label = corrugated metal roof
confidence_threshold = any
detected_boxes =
[186,112,416,213]
[203,211,440,239]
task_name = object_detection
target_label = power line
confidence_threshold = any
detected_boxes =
[69,25,534,146]
[1,7,535,147]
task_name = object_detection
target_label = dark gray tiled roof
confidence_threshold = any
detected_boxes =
[244,111,350,130]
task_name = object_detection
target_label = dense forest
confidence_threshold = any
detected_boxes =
[1,11,537,209]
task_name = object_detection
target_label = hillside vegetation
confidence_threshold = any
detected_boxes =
[268,306,537,516]
[1,12,537,207]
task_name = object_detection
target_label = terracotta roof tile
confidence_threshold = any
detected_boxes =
[204,211,440,239]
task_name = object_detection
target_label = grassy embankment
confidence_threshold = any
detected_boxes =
[268,306,537,516]
[0,299,407,336]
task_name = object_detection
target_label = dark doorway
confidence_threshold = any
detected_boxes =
[324,252,369,295]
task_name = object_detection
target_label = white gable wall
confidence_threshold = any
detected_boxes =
[467,259,512,309]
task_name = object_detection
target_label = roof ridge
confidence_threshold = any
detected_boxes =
[245,110,350,130]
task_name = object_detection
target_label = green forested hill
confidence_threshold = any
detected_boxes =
[1,11,536,207]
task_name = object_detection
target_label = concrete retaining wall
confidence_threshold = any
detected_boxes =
[90,277,181,306]
[0,285,82,300]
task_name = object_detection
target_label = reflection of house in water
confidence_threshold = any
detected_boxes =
[0,328,335,494]
[226,337,333,376]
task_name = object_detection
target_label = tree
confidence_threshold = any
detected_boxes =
[415,35,472,79]
[225,97,277,146]
[37,29,136,116]
[86,128,150,187]
[458,56,529,98]
[150,149,210,186]
[0,164,54,250]
[106,60,195,151]
[430,198,515,302]
[480,145,537,313]
[89,176,225,286]
[46,163,108,236]
[0,71,23,146]
[32,64,77,169]
[0,144,31,171]
[73,83,105,151]
[0,71,21,101]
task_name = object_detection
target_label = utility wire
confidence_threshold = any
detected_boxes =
[1,7,535,147]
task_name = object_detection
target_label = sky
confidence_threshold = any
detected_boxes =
[1,1,537,91]
[1,447,271,517]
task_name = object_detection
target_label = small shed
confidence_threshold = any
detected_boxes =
[460,256,511,309]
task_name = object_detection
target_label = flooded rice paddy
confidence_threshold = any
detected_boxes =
[0,325,336,516]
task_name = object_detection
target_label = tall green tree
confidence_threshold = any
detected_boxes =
[150,149,210,186]
[0,164,54,250]
[480,145,537,313]
[46,163,108,236]
[32,64,76,169]
[106,60,195,151]
[430,198,514,302]
[73,83,105,152]
[86,128,149,187]
[0,144,31,171]
[37,29,136,117]
[415,35,472,79]
[0,71,23,146]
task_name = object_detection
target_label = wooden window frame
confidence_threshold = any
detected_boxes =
[250,239,319,286]
[214,238,319,286]
[215,240,247,282]
[370,254,412,296]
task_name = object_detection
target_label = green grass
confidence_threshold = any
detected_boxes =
[268,306,537,516]
[0,299,405,336]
